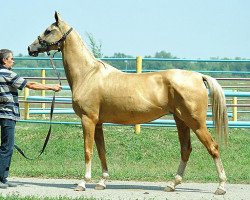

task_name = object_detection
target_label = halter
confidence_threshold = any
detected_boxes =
[37,27,73,52]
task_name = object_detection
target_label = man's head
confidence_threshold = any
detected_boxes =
[0,49,14,69]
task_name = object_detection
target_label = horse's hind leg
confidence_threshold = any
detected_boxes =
[194,126,227,195]
[94,124,109,190]
[165,115,192,192]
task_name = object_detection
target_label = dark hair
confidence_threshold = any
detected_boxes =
[0,49,13,64]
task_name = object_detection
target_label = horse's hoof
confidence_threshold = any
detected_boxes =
[74,185,85,191]
[95,183,106,190]
[164,184,175,192]
[165,181,175,192]
[164,186,175,192]
[215,188,226,195]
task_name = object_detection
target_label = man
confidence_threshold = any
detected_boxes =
[0,49,61,188]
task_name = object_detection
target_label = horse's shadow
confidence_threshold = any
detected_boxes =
[13,180,75,189]
[13,180,212,194]
[105,185,211,194]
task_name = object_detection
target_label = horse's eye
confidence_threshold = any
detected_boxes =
[44,30,51,35]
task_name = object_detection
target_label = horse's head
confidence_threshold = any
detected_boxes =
[28,11,73,57]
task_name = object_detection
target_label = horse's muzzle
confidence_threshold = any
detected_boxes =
[28,46,39,57]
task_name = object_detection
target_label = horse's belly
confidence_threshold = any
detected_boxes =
[99,104,168,124]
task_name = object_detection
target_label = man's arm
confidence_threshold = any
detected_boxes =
[26,82,61,92]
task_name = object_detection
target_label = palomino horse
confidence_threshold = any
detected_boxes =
[28,12,228,195]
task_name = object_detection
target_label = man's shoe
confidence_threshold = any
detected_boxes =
[5,181,17,187]
[0,182,7,189]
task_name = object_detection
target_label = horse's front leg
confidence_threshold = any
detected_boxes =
[94,124,109,190]
[75,115,96,191]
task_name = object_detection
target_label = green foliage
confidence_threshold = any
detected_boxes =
[103,53,134,71]
[85,32,103,58]
[105,49,250,75]
[14,54,65,78]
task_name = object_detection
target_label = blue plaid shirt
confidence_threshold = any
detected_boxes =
[0,65,27,121]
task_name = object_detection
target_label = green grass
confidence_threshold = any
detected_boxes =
[11,123,249,184]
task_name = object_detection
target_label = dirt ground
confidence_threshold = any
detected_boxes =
[0,177,249,200]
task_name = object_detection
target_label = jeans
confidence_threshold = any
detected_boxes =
[0,118,16,183]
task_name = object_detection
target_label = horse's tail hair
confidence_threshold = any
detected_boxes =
[202,75,228,145]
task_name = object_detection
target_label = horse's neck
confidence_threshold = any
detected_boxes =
[62,31,97,89]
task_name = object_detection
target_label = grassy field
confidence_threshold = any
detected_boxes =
[10,123,249,184]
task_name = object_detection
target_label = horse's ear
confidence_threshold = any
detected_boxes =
[55,11,62,24]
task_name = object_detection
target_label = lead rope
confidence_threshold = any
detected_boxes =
[14,51,62,160]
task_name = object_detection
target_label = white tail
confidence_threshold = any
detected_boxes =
[203,75,228,144]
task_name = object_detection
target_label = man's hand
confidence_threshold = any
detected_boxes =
[53,85,62,92]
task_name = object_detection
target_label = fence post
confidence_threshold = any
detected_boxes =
[232,90,238,121]
[41,69,46,119]
[24,87,30,119]
[134,56,142,134]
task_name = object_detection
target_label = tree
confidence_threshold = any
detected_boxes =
[144,50,178,70]
[112,52,133,58]
[85,32,103,58]
[103,53,134,70]
[154,50,176,58]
